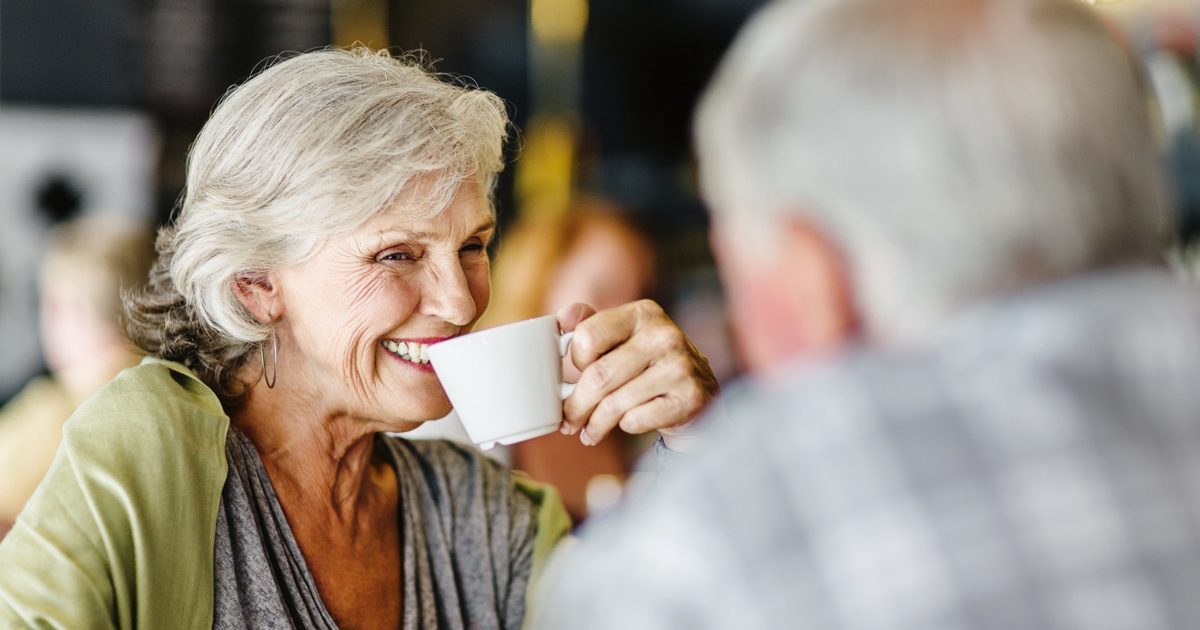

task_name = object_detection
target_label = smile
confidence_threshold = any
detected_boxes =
[381,336,451,371]
[383,339,430,364]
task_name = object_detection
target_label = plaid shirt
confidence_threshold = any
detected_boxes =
[532,267,1200,630]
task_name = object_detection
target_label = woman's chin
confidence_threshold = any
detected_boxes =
[383,419,427,434]
[374,400,453,433]
[384,390,453,424]
[420,399,454,421]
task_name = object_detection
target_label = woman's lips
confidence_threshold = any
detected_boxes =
[381,336,453,372]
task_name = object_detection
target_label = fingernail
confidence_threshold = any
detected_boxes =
[580,428,594,446]
[560,421,571,435]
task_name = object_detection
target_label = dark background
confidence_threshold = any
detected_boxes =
[0,0,767,403]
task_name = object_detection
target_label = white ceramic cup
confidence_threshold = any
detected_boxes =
[428,315,574,450]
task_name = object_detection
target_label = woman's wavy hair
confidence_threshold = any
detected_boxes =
[125,47,508,401]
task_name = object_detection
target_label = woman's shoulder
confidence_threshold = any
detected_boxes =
[55,355,229,502]
[0,358,230,629]
[70,357,227,433]
[63,357,229,457]
[47,356,231,536]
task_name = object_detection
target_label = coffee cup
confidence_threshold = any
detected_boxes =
[428,315,574,450]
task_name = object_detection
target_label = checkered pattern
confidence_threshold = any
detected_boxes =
[531,269,1200,630]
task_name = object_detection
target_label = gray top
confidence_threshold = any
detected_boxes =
[533,267,1200,630]
[213,427,538,629]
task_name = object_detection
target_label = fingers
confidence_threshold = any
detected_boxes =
[567,339,718,446]
[574,364,675,446]
[555,298,721,447]
[564,300,663,374]
[561,343,656,441]
[556,302,597,382]
[555,302,598,335]
[559,300,669,435]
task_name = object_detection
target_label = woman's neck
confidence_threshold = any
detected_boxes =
[230,378,392,527]
[231,374,404,629]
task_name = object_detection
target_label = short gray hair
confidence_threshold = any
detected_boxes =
[696,0,1170,342]
[126,47,508,399]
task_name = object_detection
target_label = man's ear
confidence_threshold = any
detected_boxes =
[233,272,282,325]
[712,216,858,374]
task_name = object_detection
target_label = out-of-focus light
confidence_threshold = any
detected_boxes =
[516,114,577,218]
[586,474,624,515]
[1082,0,1130,5]
[532,0,588,45]
[332,0,388,48]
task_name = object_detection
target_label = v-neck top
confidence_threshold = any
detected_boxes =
[213,426,538,629]
[0,358,569,629]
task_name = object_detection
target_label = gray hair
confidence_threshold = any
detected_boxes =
[126,47,508,399]
[696,0,1170,342]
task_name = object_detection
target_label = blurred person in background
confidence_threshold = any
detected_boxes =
[0,215,152,535]
[0,48,717,629]
[534,0,1200,628]
[483,199,658,522]
[1142,8,1200,257]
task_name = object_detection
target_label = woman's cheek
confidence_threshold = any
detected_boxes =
[470,261,492,323]
[372,270,421,313]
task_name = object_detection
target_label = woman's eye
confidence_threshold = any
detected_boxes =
[460,243,486,255]
[379,251,415,262]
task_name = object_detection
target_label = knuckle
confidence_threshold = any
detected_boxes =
[597,394,624,421]
[664,355,691,381]
[584,361,613,391]
[571,324,597,359]
[634,299,664,321]
[647,329,679,355]
[664,391,686,416]
[618,409,645,434]
[656,326,688,354]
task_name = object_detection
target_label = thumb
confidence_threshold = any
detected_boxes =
[555,302,597,333]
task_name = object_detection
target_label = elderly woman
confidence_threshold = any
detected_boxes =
[0,48,717,629]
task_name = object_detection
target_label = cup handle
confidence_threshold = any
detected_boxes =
[559,331,575,399]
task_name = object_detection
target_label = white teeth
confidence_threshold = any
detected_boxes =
[385,339,430,364]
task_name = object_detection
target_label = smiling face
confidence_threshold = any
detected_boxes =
[267,180,494,425]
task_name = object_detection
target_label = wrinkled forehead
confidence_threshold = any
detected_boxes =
[322,169,490,235]
[353,178,495,242]
[392,172,493,217]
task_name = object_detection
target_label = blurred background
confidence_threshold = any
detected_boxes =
[0,0,1197,522]
[0,0,759,406]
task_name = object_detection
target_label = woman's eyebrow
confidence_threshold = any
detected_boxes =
[375,218,496,242]
[472,218,497,235]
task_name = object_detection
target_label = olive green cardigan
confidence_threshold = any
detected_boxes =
[0,358,570,628]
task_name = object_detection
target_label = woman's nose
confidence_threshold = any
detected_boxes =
[421,258,477,327]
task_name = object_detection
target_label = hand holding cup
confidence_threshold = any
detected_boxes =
[555,300,719,451]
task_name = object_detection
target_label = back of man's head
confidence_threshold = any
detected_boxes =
[697,0,1169,345]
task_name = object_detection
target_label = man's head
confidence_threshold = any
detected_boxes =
[696,0,1169,372]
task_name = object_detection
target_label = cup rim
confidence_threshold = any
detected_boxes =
[429,314,558,354]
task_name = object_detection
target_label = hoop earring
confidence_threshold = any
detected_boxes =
[259,329,278,389]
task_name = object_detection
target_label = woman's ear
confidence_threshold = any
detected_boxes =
[233,272,283,325]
